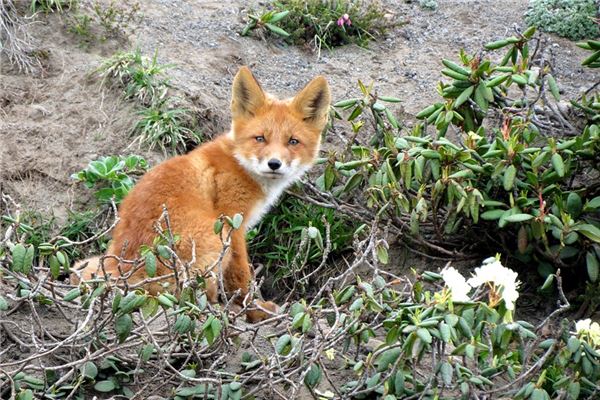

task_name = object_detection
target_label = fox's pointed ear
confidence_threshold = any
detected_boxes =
[231,66,266,118]
[292,76,331,130]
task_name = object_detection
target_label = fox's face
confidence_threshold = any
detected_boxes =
[229,67,331,184]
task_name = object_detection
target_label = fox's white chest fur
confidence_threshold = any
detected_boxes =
[239,157,310,229]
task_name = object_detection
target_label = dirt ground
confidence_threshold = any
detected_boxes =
[1,0,594,221]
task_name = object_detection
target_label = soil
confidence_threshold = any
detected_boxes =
[0,0,596,398]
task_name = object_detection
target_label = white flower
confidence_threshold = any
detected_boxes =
[467,257,520,311]
[575,318,600,348]
[576,318,592,334]
[441,267,472,302]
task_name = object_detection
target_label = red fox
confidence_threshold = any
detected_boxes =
[73,67,331,322]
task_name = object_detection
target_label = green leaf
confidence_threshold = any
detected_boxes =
[176,314,194,335]
[586,251,599,282]
[49,255,61,279]
[484,39,511,50]
[157,245,171,260]
[269,10,289,23]
[333,98,360,108]
[572,223,600,243]
[541,274,554,290]
[16,390,33,400]
[547,74,560,101]
[304,364,322,388]
[81,361,98,379]
[551,153,565,177]
[503,165,516,191]
[275,334,292,355]
[140,344,154,362]
[376,348,401,372]
[439,322,451,343]
[213,219,224,234]
[416,327,432,344]
[141,297,159,318]
[440,361,453,386]
[176,384,210,397]
[145,252,157,278]
[585,196,600,211]
[486,74,510,87]
[567,381,581,400]
[63,288,81,302]
[567,192,583,217]
[264,23,290,37]
[376,244,389,264]
[453,85,474,108]
[567,337,580,353]
[232,213,244,229]
[94,380,116,392]
[504,213,534,223]
[12,244,26,273]
[379,96,402,103]
[0,295,8,311]
[481,209,505,220]
[115,314,133,343]
[416,104,440,119]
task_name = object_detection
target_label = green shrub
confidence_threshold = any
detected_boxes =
[248,196,357,295]
[71,154,148,204]
[525,0,599,40]
[418,0,438,10]
[96,48,171,105]
[66,0,141,44]
[31,0,76,13]
[133,99,201,155]
[242,0,390,52]
[326,27,600,286]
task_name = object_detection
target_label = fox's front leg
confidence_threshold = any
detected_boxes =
[224,230,278,322]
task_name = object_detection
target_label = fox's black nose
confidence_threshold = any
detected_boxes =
[267,158,282,171]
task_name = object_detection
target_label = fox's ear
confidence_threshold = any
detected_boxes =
[231,66,266,118]
[292,76,331,129]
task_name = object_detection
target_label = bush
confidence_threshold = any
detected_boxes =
[242,0,390,52]
[71,154,148,205]
[133,99,201,155]
[95,48,171,105]
[30,0,76,13]
[66,0,141,44]
[525,0,599,40]
[324,27,600,287]
[248,195,357,296]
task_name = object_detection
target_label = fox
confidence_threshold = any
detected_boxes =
[72,66,331,322]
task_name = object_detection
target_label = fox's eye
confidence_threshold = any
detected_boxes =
[255,136,266,143]
[288,138,299,146]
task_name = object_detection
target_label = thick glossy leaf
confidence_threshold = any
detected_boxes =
[586,251,599,282]
[504,213,534,223]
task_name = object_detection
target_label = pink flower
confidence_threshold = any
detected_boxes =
[338,14,352,27]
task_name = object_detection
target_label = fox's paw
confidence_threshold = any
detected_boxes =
[245,300,279,323]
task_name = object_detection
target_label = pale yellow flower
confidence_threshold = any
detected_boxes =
[441,267,472,302]
[575,318,600,348]
[467,257,520,311]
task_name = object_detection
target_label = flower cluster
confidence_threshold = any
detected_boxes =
[337,13,352,27]
[575,318,600,348]
[441,257,521,311]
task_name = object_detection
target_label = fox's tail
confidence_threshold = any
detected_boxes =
[70,256,103,285]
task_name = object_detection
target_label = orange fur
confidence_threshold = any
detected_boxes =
[73,67,331,322]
